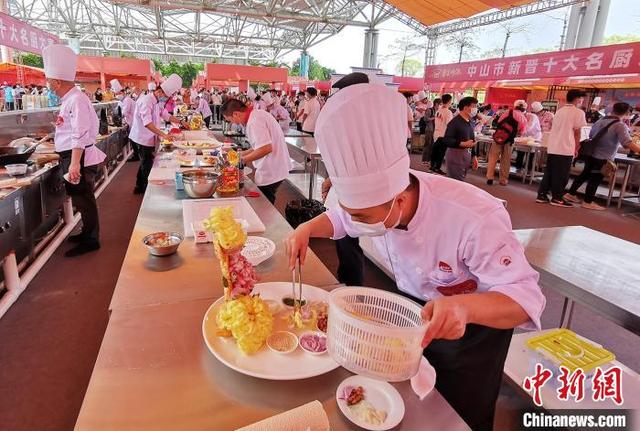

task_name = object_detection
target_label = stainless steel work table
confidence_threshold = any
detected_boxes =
[285,136,322,200]
[284,128,312,138]
[75,297,470,431]
[108,169,337,311]
[515,226,640,335]
[607,154,640,209]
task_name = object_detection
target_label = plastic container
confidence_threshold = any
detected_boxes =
[526,329,615,374]
[327,287,426,382]
[5,163,28,176]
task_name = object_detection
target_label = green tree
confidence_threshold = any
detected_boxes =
[380,35,423,75]
[289,56,335,80]
[152,60,205,87]
[16,52,44,68]
[603,34,640,45]
[395,58,422,77]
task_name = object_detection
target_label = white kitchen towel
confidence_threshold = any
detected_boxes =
[236,400,329,431]
[410,356,437,400]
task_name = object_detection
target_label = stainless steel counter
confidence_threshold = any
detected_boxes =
[515,226,640,335]
[284,129,313,138]
[285,136,321,199]
[75,298,470,431]
[108,169,338,311]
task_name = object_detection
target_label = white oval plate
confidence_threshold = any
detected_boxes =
[202,282,338,380]
[336,375,405,431]
[241,236,275,266]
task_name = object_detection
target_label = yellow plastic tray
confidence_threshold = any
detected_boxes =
[526,329,615,373]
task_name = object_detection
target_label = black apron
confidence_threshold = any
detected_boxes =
[407,294,514,431]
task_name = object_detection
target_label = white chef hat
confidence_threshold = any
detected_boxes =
[42,44,77,82]
[160,74,182,97]
[531,101,543,113]
[262,92,273,106]
[247,87,256,100]
[147,82,157,91]
[315,83,410,209]
[417,90,428,101]
[110,79,123,93]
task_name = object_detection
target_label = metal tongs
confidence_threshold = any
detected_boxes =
[291,257,303,314]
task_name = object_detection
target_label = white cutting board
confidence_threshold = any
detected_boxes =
[182,197,266,237]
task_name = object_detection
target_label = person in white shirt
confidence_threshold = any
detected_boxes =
[536,89,587,207]
[295,91,306,132]
[43,44,107,257]
[285,83,544,431]
[195,94,213,129]
[129,74,185,194]
[301,87,320,136]
[211,90,222,123]
[110,79,135,126]
[429,93,454,174]
[222,98,292,204]
[267,97,292,134]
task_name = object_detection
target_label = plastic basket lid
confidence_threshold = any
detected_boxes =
[526,329,615,373]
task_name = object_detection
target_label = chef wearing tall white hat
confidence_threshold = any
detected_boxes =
[42,44,106,257]
[111,79,135,126]
[129,73,184,194]
[285,82,545,431]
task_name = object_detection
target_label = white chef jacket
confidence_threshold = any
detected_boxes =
[325,170,545,330]
[245,109,293,186]
[119,95,135,126]
[129,93,170,147]
[54,86,106,167]
[302,97,321,132]
[269,104,291,134]
[196,97,212,119]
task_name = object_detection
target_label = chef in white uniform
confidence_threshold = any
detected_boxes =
[285,82,545,431]
[129,74,184,194]
[195,94,213,129]
[111,79,134,126]
[221,97,292,204]
[43,44,106,257]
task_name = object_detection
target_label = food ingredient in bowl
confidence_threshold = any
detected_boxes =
[299,332,327,353]
[267,331,297,353]
[147,233,178,247]
[339,386,387,425]
[317,312,328,333]
[350,400,388,425]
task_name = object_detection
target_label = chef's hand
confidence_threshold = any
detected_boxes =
[321,178,332,203]
[420,296,469,348]
[163,133,176,142]
[284,223,311,270]
[68,160,82,183]
[472,156,479,171]
[461,139,475,148]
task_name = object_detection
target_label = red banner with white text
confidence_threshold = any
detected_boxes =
[425,42,640,84]
[0,12,59,55]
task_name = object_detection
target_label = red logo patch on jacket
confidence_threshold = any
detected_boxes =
[438,261,452,273]
[500,255,512,266]
[55,115,64,126]
[436,279,478,296]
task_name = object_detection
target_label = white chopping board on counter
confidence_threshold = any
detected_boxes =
[182,197,266,237]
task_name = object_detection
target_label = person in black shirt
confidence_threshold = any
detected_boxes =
[443,96,479,181]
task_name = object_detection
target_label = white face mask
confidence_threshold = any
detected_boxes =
[470,108,478,117]
[350,196,402,237]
